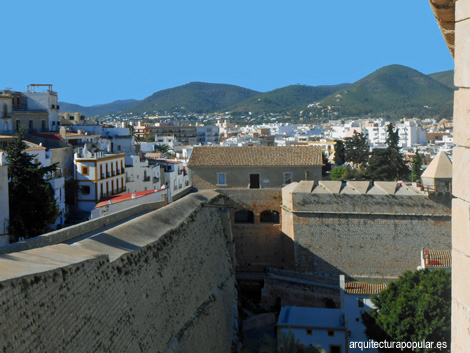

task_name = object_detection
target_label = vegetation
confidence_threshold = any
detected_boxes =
[428,70,454,90]
[330,165,362,181]
[58,99,138,118]
[60,66,454,120]
[362,269,451,353]
[363,123,409,181]
[320,65,454,119]
[6,128,59,242]
[333,140,345,165]
[226,84,349,114]
[322,152,332,176]
[124,82,259,115]
[344,131,369,169]
[411,150,424,183]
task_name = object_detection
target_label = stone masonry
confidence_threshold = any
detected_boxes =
[452,1,470,351]
[0,191,237,353]
[282,181,452,280]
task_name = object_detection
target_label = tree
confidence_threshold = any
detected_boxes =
[385,123,399,150]
[6,128,59,242]
[411,150,424,182]
[322,152,332,176]
[362,269,451,353]
[363,123,409,181]
[334,140,346,165]
[344,131,369,168]
[363,148,410,181]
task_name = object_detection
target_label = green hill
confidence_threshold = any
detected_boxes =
[319,65,454,118]
[428,69,454,89]
[125,82,259,114]
[225,84,350,113]
[59,99,139,117]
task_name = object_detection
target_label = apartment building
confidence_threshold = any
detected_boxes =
[74,147,126,211]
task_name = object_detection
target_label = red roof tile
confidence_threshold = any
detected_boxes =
[95,188,165,208]
[345,282,388,295]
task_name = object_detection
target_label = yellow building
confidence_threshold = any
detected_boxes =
[74,147,126,211]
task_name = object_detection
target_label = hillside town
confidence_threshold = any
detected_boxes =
[0,80,455,353]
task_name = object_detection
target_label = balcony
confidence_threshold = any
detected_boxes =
[144,176,151,182]
[106,172,110,177]
[112,171,116,177]
[101,173,105,179]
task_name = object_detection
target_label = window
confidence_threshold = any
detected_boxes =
[260,210,280,224]
[117,145,121,151]
[41,120,46,131]
[82,166,89,176]
[234,210,254,224]
[29,120,33,130]
[329,345,342,353]
[306,329,313,336]
[284,172,293,185]
[82,185,91,195]
[217,172,227,185]
[328,330,335,337]
[358,298,364,308]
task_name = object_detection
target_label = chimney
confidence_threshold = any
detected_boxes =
[339,275,345,310]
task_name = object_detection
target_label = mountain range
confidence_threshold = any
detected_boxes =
[59,65,454,119]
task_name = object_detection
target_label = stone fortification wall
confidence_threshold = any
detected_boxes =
[283,181,451,279]
[0,191,236,353]
[0,186,193,256]
[217,188,295,271]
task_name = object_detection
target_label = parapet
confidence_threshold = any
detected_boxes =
[283,180,450,216]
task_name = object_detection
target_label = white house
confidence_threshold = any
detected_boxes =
[125,155,162,193]
[0,138,66,231]
[339,275,388,353]
[277,306,347,353]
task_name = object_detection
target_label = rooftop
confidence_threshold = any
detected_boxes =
[95,188,165,208]
[423,249,452,268]
[344,282,388,295]
[188,146,322,167]
[278,306,344,328]
[421,152,452,179]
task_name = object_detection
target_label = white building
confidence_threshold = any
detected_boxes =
[0,139,66,231]
[396,120,427,148]
[125,155,162,193]
[23,84,59,132]
[277,306,347,353]
[340,276,387,353]
[74,147,126,212]
[196,125,220,145]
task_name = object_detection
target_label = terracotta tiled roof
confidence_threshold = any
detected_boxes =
[345,282,388,295]
[188,146,322,167]
[423,249,452,268]
[95,188,165,208]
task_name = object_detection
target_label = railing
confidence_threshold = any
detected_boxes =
[101,173,105,179]
[106,172,110,177]
[112,171,116,176]
[144,177,150,182]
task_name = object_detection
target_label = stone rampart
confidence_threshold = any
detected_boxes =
[283,182,452,280]
[217,188,295,271]
[0,190,236,353]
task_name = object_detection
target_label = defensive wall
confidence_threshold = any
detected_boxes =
[217,188,295,272]
[282,181,452,280]
[0,190,237,353]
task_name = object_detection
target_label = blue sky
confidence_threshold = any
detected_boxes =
[1,0,454,106]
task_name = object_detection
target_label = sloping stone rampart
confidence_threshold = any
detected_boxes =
[0,191,236,353]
